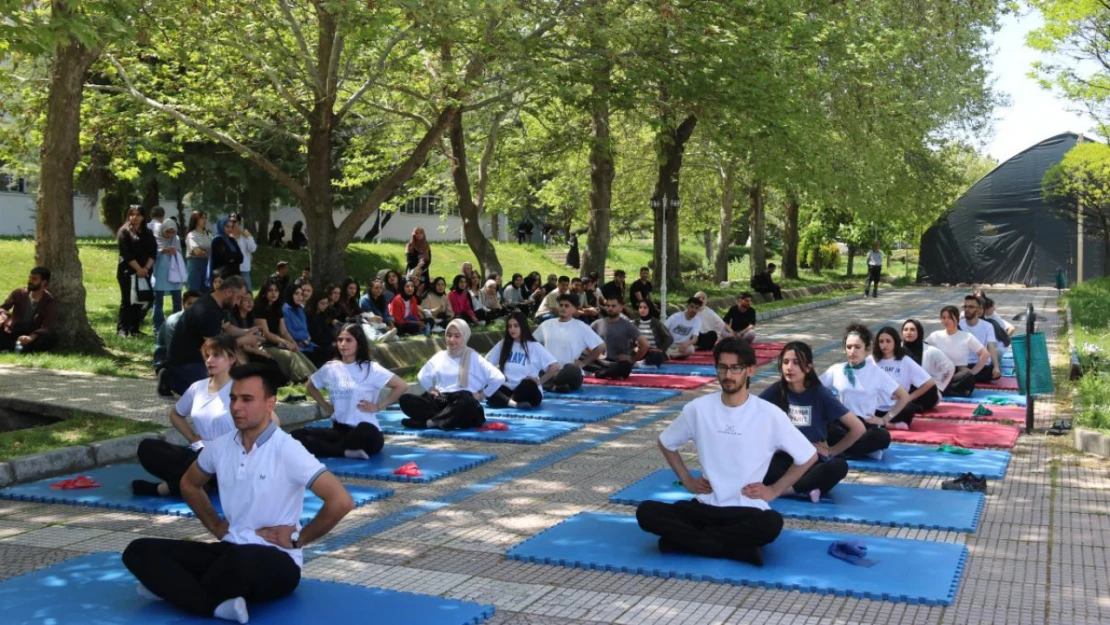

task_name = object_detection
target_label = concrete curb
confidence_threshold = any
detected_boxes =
[1074,427,1110,457]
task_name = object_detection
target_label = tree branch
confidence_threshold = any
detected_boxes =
[462,90,515,112]
[363,101,433,129]
[337,26,413,121]
[327,32,344,94]
[476,108,508,210]
[277,0,323,92]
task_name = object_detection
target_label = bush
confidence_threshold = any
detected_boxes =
[801,243,840,270]
[1076,372,1110,430]
[649,249,704,273]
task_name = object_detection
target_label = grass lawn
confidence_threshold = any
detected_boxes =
[0,412,164,459]
[1065,276,1110,430]
[0,236,911,379]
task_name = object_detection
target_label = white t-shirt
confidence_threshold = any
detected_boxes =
[534,318,604,364]
[987,311,1015,333]
[820,361,900,417]
[959,318,996,365]
[696,307,728,335]
[866,250,883,267]
[418,350,506,396]
[175,378,234,442]
[659,393,815,510]
[921,345,956,392]
[309,361,396,428]
[664,312,702,344]
[872,356,932,411]
[926,329,984,368]
[237,233,257,272]
[197,424,325,568]
[485,340,558,390]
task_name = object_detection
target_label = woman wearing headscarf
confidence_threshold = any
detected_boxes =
[633,299,672,366]
[267,220,285,247]
[901,318,952,409]
[151,216,187,334]
[207,215,243,286]
[289,221,308,249]
[420,276,454,329]
[116,204,158,337]
[405,226,432,280]
[399,319,506,430]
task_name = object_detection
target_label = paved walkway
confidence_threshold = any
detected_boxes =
[1,287,1106,625]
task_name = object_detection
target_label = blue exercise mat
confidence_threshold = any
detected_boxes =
[320,445,496,483]
[0,552,495,625]
[354,411,583,445]
[848,443,1011,479]
[0,464,392,521]
[943,389,1026,406]
[637,363,719,377]
[507,511,967,606]
[608,469,984,532]
[544,385,681,404]
[482,399,632,423]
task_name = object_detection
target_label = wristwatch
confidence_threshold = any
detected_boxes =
[290,530,301,548]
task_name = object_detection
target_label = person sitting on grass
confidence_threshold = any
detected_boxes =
[292,324,408,460]
[399,319,506,430]
[389,279,429,336]
[871,326,937,421]
[635,338,816,566]
[664,298,703,359]
[533,294,606,392]
[0,266,58,354]
[253,279,317,384]
[282,282,328,367]
[486,311,560,409]
[123,363,353,625]
[448,274,485,326]
[420,277,453,330]
[759,341,864,502]
[819,323,912,458]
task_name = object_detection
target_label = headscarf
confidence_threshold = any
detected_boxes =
[157,217,180,251]
[902,319,926,365]
[406,227,431,259]
[638,299,660,321]
[446,318,473,388]
[206,215,242,287]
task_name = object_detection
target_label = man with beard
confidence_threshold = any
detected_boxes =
[589,298,649,379]
[0,267,57,353]
[635,338,816,566]
[168,275,253,395]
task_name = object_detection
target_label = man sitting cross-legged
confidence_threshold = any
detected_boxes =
[533,294,605,392]
[588,298,650,379]
[122,363,355,624]
[635,338,817,566]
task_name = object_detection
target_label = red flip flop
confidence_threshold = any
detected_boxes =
[393,461,424,477]
[50,475,102,490]
[478,421,510,432]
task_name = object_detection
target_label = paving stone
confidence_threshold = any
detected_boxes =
[0,525,112,549]
[0,543,80,582]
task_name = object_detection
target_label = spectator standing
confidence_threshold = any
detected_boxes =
[184,211,211,293]
[207,215,244,286]
[151,217,186,335]
[117,205,158,337]
[864,241,882,298]
[235,221,258,291]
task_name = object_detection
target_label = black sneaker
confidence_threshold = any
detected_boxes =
[942,472,987,493]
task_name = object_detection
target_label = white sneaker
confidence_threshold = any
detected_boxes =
[866,450,884,461]
[380,328,398,343]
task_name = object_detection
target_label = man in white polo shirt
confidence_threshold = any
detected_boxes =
[534,294,605,392]
[958,295,1000,382]
[636,338,817,566]
[123,363,355,624]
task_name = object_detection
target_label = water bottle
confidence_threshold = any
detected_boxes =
[14,341,22,354]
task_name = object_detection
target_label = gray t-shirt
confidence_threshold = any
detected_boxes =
[591,317,641,361]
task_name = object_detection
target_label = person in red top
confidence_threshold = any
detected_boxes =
[1,267,58,354]
[389,279,428,336]
[448,274,486,325]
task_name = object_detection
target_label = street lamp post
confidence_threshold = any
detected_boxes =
[651,195,680,314]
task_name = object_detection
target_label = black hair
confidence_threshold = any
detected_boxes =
[767,263,777,270]
[182,289,202,302]
[872,326,906,361]
[452,274,468,292]
[686,296,701,306]
[284,281,306,306]
[556,293,579,308]
[770,341,821,412]
[713,336,756,367]
[335,323,373,375]
[511,273,523,281]
[217,275,245,293]
[498,311,536,372]
[941,305,960,322]
[558,275,570,283]
[614,269,626,278]
[230,362,283,398]
[844,322,872,348]
[640,266,649,273]
[151,206,165,219]
[982,296,994,310]
[30,266,51,282]
[637,298,660,319]
[738,291,752,300]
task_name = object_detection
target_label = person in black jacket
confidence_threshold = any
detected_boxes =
[207,215,244,286]
[117,205,159,337]
[289,221,308,249]
[750,263,783,301]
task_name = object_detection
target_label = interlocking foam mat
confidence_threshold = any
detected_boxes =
[582,374,714,390]
[847,443,1011,479]
[888,419,1021,449]
[369,411,583,445]
[942,389,1026,406]
[319,445,496,483]
[0,552,495,625]
[544,386,681,404]
[506,512,967,605]
[482,399,632,423]
[923,402,1026,424]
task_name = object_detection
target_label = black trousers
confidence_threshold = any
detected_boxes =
[827,418,891,458]
[643,348,669,366]
[910,385,940,410]
[117,273,149,334]
[755,286,783,301]
[136,439,204,495]
[635,499,784,558]
[542,363,583,391]
[945,368,977,397]
[972,365,996,383]
[0,330,57,353]
[864,266,882,294]
[584,359,633,380]
[487,379,544,408]
[291,422,384,458]
[394,321,424,336]
[695,331,718,351]
[875,401,922,426]
[122,539,300,617]
[399,392,485,430]
[762,451,848,496]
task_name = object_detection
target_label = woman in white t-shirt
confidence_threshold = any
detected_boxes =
[133,335,238,497]
[819,323,911,458]
[399,319,506,430]
[293,324,408,459]
[901,319,953,405]
[870,326,937,427]
[924,305,985,397]
[486,312,560,409]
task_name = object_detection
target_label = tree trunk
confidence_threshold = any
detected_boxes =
[846,243,856,278]
[748,182,767,275]
[448,111,503,278]
[782,192,799,279]
[582,62,615,280]
[35,2,104,351]
[713,167,735,283]
[652,114,697,286]
[704,229,713,266]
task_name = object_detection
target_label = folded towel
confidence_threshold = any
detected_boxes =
[828,540,878,567]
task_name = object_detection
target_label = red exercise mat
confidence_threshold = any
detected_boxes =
[681,353,776,367]
[888,419,1021,449]
[922,402,1025,424]
[975,377,1019,391]
[583,374,715,390]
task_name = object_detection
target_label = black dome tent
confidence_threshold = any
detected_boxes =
[917,132,1105,286]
